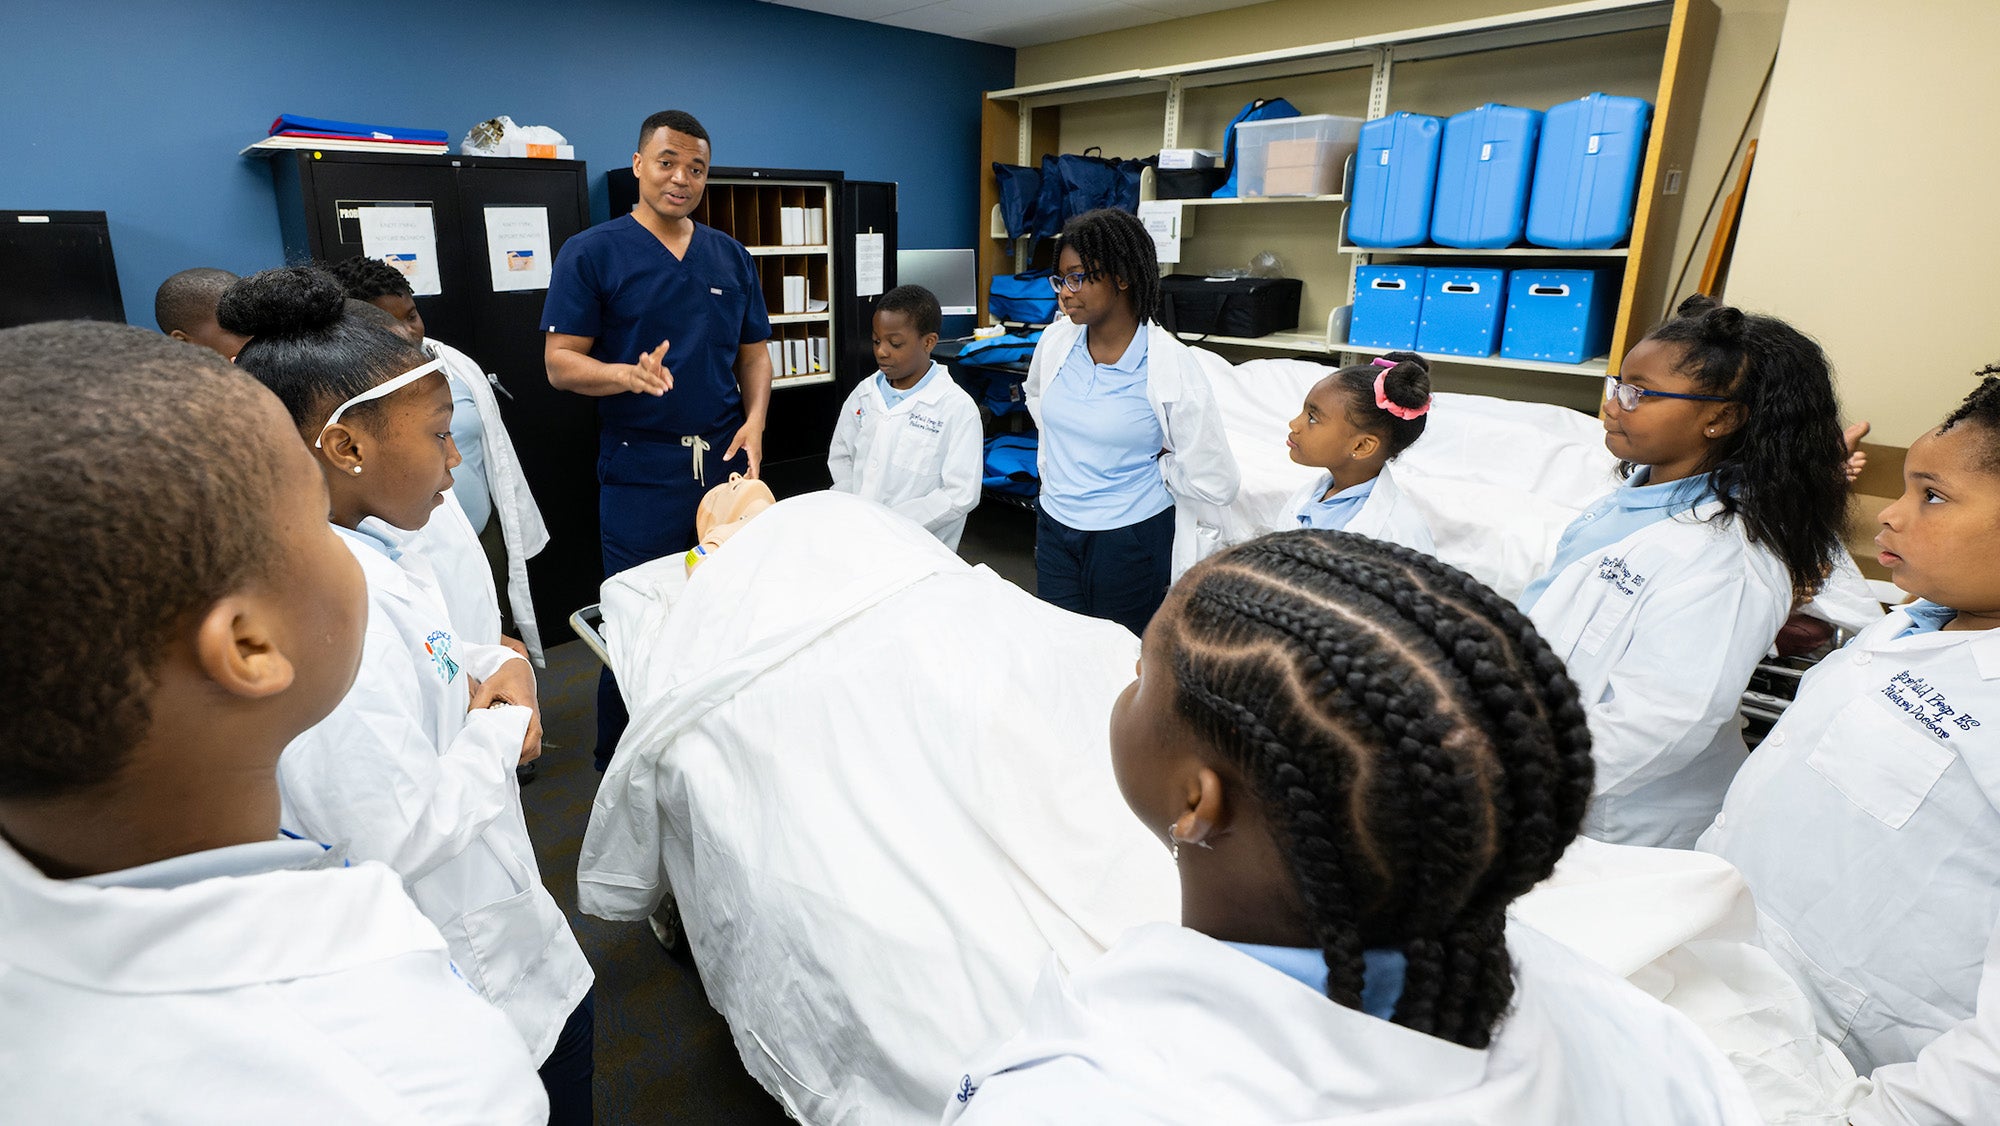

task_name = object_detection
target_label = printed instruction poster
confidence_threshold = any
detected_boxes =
[483,206,554,292]
[855,232,885,297]
[1137,200,1183,263]
[357,205,442,296]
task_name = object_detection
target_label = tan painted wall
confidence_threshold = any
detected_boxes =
[1725,0,2000,448]
[1012,0,1789,411]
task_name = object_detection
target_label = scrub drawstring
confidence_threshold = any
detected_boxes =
[681,434,711,487]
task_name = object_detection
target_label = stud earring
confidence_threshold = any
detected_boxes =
[351,465,363,475]
[1166,822,1180,862]
[1706,427,1717,436]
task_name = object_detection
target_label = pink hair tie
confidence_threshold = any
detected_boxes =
[1372,365,1430,421]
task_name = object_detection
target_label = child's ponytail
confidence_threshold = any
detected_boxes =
[1332,352,1432,458]
[1643,295,1848,598]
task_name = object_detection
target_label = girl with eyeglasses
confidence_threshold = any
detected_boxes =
[1515,294,1850,847]
[1023,208,1240,636]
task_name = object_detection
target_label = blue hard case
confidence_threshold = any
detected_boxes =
[1500,269,1617,364]
[1526,93,1653,249]
[1347,113,1443,248]
[1348,266,1428,350]
[1430,104,1542,249]
[1416,268,1507,356]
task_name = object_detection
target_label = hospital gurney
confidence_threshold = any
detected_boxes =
[575,492,1180,1125]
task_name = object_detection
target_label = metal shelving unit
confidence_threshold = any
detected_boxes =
[978,0,1719,384]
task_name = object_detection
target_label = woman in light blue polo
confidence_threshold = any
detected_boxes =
[1022,208,1238,636]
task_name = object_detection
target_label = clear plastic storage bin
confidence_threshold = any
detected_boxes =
[1236,114,1363,197]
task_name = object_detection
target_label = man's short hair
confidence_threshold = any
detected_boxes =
[637,109,710,153]
[153,267,240,334]
[874,284,943,338]
[0,321,287,798]
[324,256,415,303]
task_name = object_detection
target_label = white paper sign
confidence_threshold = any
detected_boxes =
[483,206,553,292]
[357,206,442,297]
[1137,200,1183,263]
[855,232,885,298]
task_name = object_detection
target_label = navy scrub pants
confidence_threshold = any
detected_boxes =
[539,990,595,1126]
[596,428,747,769]
[1034,504,1176,637]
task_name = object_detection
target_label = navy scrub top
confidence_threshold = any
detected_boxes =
[542,215,772,439]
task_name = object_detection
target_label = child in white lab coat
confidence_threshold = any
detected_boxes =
[0,321,546,1123]
[947,530,1761,1125]
[221,267,596,1125]
[1278,351,1436,554]
[1703,367,2000,1116]
[828,284,982,549]
[1518,295,1851,847]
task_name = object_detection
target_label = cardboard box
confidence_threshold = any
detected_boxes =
[498,141,575,159]
[1265,137,1329,168]
[1158,148,1222,169]
[1261,163,1338,196]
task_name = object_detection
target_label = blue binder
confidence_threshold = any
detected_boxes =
[1348,266,1428,350]
[1431,105,1542,249]
[1500,269,1617,364]
[1417,268,1507,357]
[1526,93,1653,249]
[1347,113,1443,248]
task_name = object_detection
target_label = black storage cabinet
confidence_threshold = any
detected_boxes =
[268,150,597,645]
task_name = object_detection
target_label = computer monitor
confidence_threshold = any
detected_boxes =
[0,211,126,328]
[894,249,977,316]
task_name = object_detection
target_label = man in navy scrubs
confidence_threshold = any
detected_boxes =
[544,109,774,768]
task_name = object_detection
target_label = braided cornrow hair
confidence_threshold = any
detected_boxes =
[1937,362,2000,469]
[1058,208,1161,323]
[1159,530,1594,1049]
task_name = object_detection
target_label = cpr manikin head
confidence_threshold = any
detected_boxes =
[325,255,425,345]
[1877,364,2000,629]
[685,473,777,574]
[154,267,249,359]
[0,321,366,875]
[221,266,461,532]
[1108,530,1594,1048]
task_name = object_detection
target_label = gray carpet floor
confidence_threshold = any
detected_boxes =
[519,500,1038,1122]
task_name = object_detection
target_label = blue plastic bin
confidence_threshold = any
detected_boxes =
[1527,94,1653,249]
[1430,105,1542,248]
[1417,268,1507,356]
[1500,269,1617,364]
[1348,266,1428,350]
[1347,113,1443,247]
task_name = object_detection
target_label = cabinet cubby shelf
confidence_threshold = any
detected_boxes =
[747,244,829,256]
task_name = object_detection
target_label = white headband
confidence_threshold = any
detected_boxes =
[315,357,445,448]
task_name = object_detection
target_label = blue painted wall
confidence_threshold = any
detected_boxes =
[1,0,1013,328]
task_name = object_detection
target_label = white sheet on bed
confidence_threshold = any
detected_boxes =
[1197,356,1620,599]
[579,492,1179,1125]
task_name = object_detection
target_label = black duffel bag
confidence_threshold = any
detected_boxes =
[1158,274,1304,338]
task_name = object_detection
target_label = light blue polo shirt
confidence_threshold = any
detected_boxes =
[1518,469,1716,614]
[877,363,940,409]
[1038,329,1174,531]
[1224,941,1407,1020]
[1897,600,1958,637]
[1297,474,1376,531]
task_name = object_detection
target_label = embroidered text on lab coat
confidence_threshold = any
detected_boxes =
[1883,670,1983,738]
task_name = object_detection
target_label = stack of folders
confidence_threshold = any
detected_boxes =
[782,276,808,314]
[778,206,827,247]
[765,336,832,378]
[243,114,449,156]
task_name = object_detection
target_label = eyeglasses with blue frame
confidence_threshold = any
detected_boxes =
[1048,269,1104,294]
[1603,373,1734,412]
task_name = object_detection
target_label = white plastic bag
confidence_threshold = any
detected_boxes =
[459,116,568,156]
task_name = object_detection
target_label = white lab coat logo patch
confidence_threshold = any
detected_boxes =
[423,630,460,683]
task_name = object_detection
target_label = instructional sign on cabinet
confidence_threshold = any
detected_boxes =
[484,206,554,293]
[357,205,442,296]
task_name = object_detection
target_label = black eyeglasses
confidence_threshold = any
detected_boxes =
[1603,374,1733,412]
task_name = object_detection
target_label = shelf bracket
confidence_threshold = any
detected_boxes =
[1366,45,1394,119]
[1163,76,1184,150]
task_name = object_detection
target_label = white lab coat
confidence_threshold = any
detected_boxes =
[280,526,593,1062]
[1279,461,1437,556]
[943,920,1762,1125]
[1700,606,2000,1076]
[828,363,984,550]
[1025,317,1241,578]
[365,490,501,647]
[1527,498,1791,847]
[1854,925,2000,1126]
[0,832,547,1124]
[428,338,550,664]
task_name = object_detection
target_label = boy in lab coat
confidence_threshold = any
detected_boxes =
[1704,368,2000,1118]
[0,322,546,1123]
[828,284,982,549]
